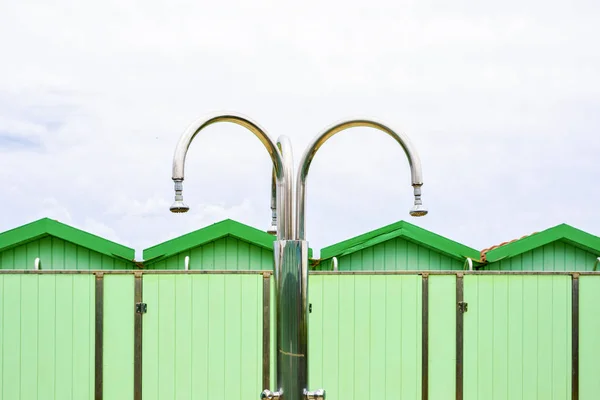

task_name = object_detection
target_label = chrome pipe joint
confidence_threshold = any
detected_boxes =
[169,112,427,400]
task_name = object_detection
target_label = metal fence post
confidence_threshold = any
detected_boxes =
[95,272,104,400]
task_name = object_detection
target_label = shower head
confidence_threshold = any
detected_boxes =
[170,179,190,213]
[170,201,189,213]
[409,206,428,217]
[267,223,277,236]
[409,184,428,217]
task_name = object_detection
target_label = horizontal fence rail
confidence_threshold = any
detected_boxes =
[2,269,600,276]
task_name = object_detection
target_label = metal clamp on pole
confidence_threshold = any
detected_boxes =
[260,390,282,400]
[304,389,326,400]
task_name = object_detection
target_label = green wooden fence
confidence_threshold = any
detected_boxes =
[0,274,95,400]
[1,271,599,400]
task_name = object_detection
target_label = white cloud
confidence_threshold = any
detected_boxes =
[82,217,122,244]
[0,116,47,139]
[35,198,73,224]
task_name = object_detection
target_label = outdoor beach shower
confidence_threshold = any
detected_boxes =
[169,112,427,400]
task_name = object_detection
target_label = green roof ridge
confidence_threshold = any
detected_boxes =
[143,218,277,261]
[484,223,600,262]
[0,217,134,261]
[320,220,480,261]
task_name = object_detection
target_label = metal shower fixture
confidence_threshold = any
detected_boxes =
[169,112,427,400]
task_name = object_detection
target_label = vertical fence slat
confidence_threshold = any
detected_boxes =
[20,275,38,400]
[103,274,135,400]
[3,275,20,399]
[175,275,193,399]
[55,275,75,399]
[428,275,456,400]
[157,275,176,399]
[579,275,600,399]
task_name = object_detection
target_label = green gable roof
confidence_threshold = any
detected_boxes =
[484,223,600,263]
[320,220,480,261]
[143,219,276,261]
[0,218,135,261]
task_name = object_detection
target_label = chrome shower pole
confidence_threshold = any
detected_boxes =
[268,136,295,237]
[170,113,427,400]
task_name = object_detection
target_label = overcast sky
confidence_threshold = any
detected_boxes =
[1,0,598,259]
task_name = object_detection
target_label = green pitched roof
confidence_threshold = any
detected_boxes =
[320,220,480,261]
[0,218,134,261]
[143,219,276,261]
[484,223,600,263]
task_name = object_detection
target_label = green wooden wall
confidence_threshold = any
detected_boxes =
[308,275,422,400]
[463,275,572,399]
[485,241,599,271]
[332,237,464,271]
[142,274,263,399]
[0,274,95,400]
[0,236,133,270]
[144,236,273,271]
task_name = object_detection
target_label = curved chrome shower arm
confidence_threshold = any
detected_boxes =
[295,118,427,240]
[170,112,294,240]
[172,113,285,179]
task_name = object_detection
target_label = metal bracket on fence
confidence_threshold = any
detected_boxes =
[136,302,147,314]
[458,301,468,313]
